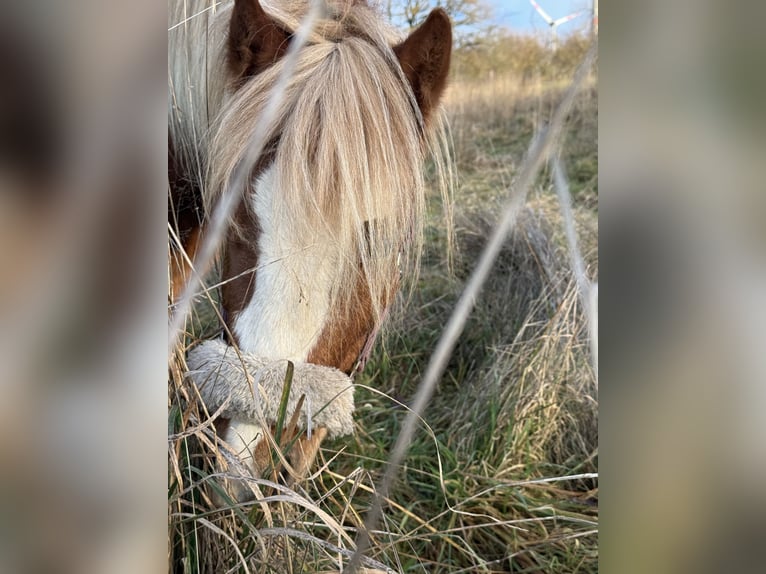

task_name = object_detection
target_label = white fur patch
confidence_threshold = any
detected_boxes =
[224,420,264,470]
[233,165,337,362]
[227,165,341,474]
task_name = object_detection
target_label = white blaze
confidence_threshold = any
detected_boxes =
[226,165,339,469]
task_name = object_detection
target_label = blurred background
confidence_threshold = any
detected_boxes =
[0,1,166,572]
[601,0,766,572]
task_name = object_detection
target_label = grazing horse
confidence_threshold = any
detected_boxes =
[168,0,452,487]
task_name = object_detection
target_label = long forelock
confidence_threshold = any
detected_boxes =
[206,1,452,320]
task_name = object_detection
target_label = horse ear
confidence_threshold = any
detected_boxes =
[228,0,291,84]
[394,8,452,121]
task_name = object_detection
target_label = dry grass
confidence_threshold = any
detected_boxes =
[169,48,598,573]
[446,75,598,206]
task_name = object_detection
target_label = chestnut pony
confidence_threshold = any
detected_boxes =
[169,0,452,483]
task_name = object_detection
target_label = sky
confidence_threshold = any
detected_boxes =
[488,0,594,35]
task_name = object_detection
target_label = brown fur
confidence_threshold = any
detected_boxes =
[394,8,452,123]
[227,0,292,86]
[307,265,399,374]
[218,147,278,336]
[168,135,203,301]
[170,226,201,301]
[219,202,259,332]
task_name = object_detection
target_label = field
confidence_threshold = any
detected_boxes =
[169,40,598,573]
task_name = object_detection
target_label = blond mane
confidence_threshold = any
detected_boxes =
[169,0,453,321]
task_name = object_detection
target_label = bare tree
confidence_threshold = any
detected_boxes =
[390,0,493,47]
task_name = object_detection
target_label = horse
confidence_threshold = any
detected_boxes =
[168,0,452,491]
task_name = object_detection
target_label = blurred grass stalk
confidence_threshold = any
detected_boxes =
[553,156,598,379]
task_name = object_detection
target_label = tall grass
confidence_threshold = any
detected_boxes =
[169,38,598,574]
